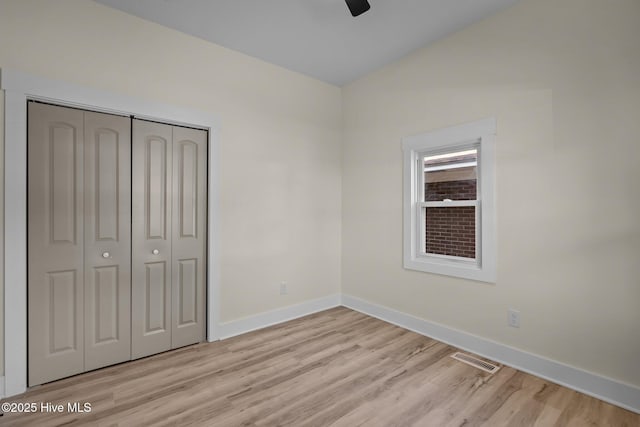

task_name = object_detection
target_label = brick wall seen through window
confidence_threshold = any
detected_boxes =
[424,163,477,258]
[425,179,476,258]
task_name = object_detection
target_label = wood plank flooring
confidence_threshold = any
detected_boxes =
[1,307,638,426]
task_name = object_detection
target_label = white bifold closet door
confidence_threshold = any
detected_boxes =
[28,104,207,386]
[28,102,131,386]
[131,119,207,360]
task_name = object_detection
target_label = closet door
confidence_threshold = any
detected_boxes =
[131,119,173,359]
[171,127,207,349]
[28,102,85,386]
[83,111,132,370]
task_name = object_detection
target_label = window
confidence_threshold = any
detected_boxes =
[403,118,496,282]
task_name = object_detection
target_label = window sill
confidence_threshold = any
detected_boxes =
[403,256,495,283]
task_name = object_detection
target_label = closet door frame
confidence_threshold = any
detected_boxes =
[1,69,221,397]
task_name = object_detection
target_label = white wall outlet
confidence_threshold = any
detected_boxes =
[508,309,520,328]
[279,282,288,295]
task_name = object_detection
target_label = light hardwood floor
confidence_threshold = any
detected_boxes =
[1,307,638,426]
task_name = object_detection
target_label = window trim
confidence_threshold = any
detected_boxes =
[402,118,496,282]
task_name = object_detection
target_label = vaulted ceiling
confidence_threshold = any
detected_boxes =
[94,0,521,86]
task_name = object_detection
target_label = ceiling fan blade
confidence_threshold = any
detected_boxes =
[345,0,370,17]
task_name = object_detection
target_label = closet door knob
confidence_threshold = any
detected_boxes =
[152,249,160,255]
[102,252,110,258]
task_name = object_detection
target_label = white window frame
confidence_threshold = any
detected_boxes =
[402,118,496,282]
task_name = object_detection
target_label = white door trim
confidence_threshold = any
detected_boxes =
[0,68,222,397]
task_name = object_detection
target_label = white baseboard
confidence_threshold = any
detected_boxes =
[4,292,637,414]
[218,294,341,339]
[341,294,640,415]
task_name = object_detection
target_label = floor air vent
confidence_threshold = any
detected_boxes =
[450,352,500,374]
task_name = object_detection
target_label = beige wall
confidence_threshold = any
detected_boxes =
[0,0,343,377]
[342,0,640,387]
[2,0,639,393]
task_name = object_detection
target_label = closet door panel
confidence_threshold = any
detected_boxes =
[28,102,85,386]
[132,119,173,359]
[83,111,132,370]
[171,127,207,349]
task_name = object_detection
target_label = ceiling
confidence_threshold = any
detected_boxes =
[94,0,520,86]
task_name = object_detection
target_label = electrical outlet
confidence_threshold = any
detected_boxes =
[279,282,288,295]
[508,309,520,328]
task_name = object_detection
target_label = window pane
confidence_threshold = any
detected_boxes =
[425,206,476,259]
[424,149,477,201]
